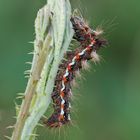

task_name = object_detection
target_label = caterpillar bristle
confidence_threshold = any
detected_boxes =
[91,51,100,62]
[71,79,79,88]
[81,60,90,70]
[94,28,104,36]
[75,70,81,78]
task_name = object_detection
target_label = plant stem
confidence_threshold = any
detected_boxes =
[11,0,73,140]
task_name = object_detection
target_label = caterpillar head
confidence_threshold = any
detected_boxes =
[71,15,107,50]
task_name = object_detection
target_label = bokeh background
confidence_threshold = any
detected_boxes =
[0,0,140,140]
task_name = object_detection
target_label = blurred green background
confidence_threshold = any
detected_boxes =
[0,0,140,140]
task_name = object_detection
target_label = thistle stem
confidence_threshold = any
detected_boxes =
[11,0,73,140]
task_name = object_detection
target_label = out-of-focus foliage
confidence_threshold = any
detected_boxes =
[0,0,140,139]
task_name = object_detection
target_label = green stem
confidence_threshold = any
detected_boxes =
[11,0,73,140]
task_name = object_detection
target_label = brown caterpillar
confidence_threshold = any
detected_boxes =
[44,15,107,128]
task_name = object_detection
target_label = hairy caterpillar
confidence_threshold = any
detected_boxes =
[44,15,107,128]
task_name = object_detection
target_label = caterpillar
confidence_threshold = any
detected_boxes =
[44,15,107,128]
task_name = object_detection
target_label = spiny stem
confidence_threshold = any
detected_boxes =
[11,27,52,140]
[11,0,73,140]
